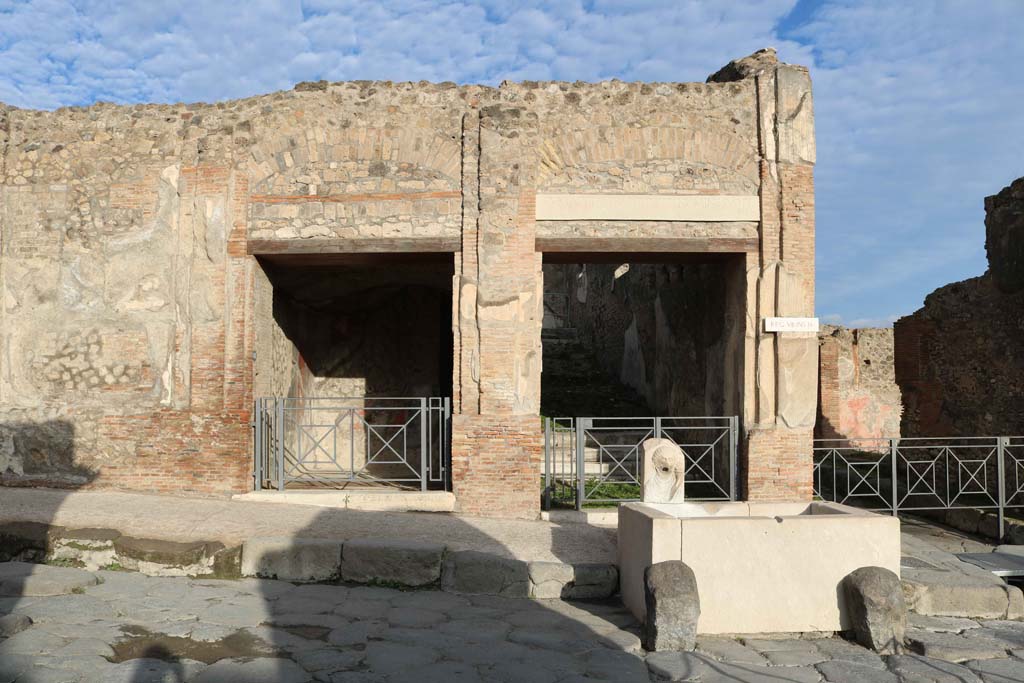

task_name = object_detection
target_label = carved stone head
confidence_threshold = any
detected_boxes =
[641,437,687,504]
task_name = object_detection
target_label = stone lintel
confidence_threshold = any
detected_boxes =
[535,193,759,222]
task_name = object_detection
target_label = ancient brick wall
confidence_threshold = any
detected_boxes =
[0,49,818,515]
[816,325,902,445]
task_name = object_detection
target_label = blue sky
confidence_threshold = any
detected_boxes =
[1,0,1022,327]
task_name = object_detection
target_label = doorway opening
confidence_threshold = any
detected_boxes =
[253,253,454,490]
[541,253,746,507]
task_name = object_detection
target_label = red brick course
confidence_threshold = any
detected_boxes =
[450,414,543,519]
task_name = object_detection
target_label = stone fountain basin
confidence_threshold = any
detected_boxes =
[618,501,900,635]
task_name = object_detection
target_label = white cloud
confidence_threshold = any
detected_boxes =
[792,0,1024,322]
[1,0,1021,325]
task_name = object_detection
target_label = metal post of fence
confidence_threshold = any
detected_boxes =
[729,416,738,501]
[543,419,552,511]
[276,398,285,492]
[576,418,588,511]
[254,399,263,491]
[889,438,898,517]
[420,397,428,492]
[443,397,451,490]
[998,436,1007,541]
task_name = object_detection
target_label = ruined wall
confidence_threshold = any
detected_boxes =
[816,326,901,444]
[0,82,472,494]
[895,180,1024,437]
[0,99,255,493]
[0,49,817,513]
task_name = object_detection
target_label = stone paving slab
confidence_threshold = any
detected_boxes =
[0,560,1023,682]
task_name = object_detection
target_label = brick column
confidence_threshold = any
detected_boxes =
[745,64,818,501]
[450,105,544,519]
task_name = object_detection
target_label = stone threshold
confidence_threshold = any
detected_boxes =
[0,521,617,601]
[231,489,456,513]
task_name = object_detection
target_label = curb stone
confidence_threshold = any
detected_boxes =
[0,521,618,600]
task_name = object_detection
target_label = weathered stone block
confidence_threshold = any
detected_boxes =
[528,561,574,599]
[643,560,700,652]
[0,561,98,597]
[777,336,818,429]
[902,568,1016,620]
[112,536,213,567]
[945,508,983,534]
[567,563,619,600]
[441,550,530,597]
[978,513,1002,540]
[211,545,243,579]
[842,566,906,654]
[341,538,444,587]
[0,522,64,562]
[241,537,342,582]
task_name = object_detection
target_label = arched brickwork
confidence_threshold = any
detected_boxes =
[536,126,758,195]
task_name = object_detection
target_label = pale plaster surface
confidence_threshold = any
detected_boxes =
[618,501,901,634]
[535,193,760,221]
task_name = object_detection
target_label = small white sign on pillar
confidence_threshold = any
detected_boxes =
[763,317,820,333]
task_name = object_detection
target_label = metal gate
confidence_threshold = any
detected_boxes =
[253,396,451,491]
[543,416,738,510]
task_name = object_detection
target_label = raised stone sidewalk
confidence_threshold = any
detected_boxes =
[0,488,619,600]
[3,488,1024,619]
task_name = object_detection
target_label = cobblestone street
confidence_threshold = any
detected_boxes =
[1,563,1023,682]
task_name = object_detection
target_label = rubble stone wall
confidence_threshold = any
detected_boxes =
[895,177,1024,438]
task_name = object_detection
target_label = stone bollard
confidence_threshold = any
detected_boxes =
[842,566,906,654]
[643,560,700,651]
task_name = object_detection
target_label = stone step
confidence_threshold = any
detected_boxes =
[232,490,456,513]
[0,522,618,601]
[540,460,612,476]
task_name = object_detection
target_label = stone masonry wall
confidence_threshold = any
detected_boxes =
[0,49,817,515]
[816,325,901,446]
[895,179,1024,438]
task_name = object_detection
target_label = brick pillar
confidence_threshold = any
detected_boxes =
[745,63,818,501]
[450,105,543,519]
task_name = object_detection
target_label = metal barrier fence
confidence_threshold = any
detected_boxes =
[253,396,450,491]
[543,416,738,510]
[813,436,1024,537]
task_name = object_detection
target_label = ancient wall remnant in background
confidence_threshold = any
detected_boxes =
[816,325,901,443]
[895,177,1024,437]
